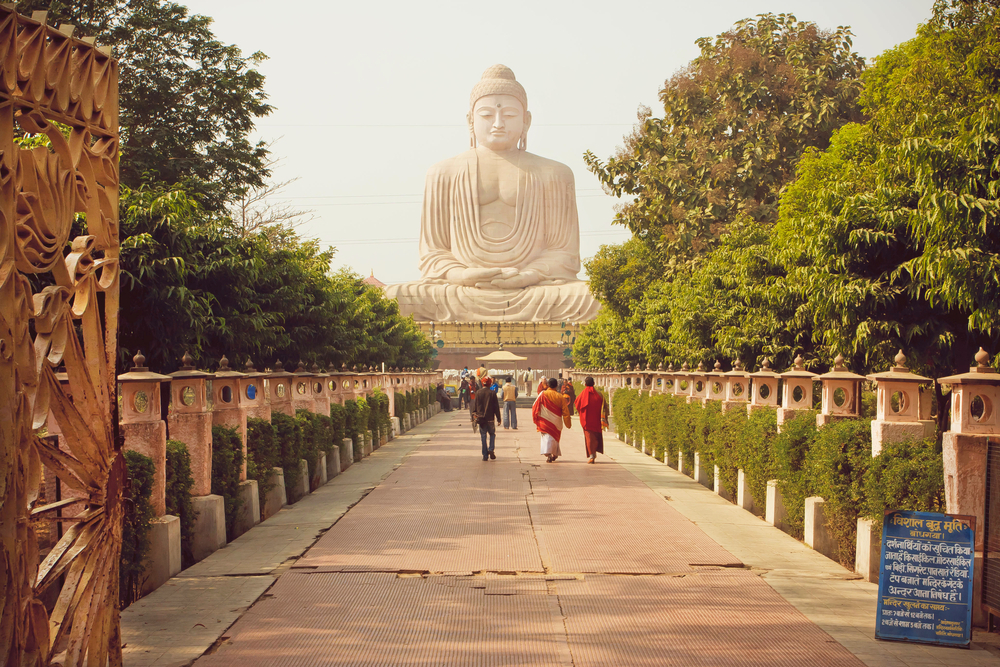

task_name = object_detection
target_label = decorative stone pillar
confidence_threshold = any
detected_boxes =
[290,361,316,414]
[777,355,816,430]
[705,361,726,404]
[937,348,999,627]
[167,353,214,496]
[211,356,248,477]
[674,363,691,398]
[212,356,259,538]
[688,362,709,404]
[866,350,935,455]
[119,352,180,593]
[722,360,750,412]
[268,360,294,418]
[167,353,225,562]
[326,365,345,406]
[240,360,270,422]
[748,358,780,414]
[119,351,172,515]
[816,354,863,427]
[308,362,330,416]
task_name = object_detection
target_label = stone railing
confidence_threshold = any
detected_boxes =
[46,353,441,597]
[570,349,997,626]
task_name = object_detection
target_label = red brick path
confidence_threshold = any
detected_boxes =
[196,413,863,666]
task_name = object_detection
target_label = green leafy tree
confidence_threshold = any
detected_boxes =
[16,0,272,208]
[585,13,864,259]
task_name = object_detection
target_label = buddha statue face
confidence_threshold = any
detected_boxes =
[470,94,531,152]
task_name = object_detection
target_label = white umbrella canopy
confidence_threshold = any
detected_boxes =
[475,349,529,363]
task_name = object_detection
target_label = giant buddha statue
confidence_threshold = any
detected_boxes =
[385,65,600,322]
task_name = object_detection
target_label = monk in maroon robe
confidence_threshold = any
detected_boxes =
[574,377,608,463]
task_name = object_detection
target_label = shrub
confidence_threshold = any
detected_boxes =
[165,439,196,568]
[707,407,747,497]
[120,450,155,608]
[271,412,303,501]
[735,407,778,514]
[771,410,818,538]
[294,409,322,483]
[356,398,372,457]
[862,438,945,539]
[246,418,279,519]
[807,418,871,567]
[343,399,364,460]
[211,425,244,540]
[330,402,347,445]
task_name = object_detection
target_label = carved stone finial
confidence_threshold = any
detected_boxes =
[975,347,990,369]
[657,362,664,371]
[352,364,358,372]
[761,357,771,371]
[295,361,307,373]
[274,359,284,372]
[681,362,690,372]
[311,362,321,373]
[645,362,652,371]
[894,349,907,369]
[793,354,804,370]
[341,362,348,371]
[714,360,722,371]
[667,363,674,372]
[733,359,743,371]
[833,353,846,371]
[133,350,147,370]
[634,363,641,372]
[180,351,195,370]
[218,355,230,371]
[697,361,706,371]
[245,359,257,373]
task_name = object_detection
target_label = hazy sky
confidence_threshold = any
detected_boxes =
[186,0,933,284]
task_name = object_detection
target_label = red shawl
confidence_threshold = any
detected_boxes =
[575,387,608,432]
[532,389,571,442]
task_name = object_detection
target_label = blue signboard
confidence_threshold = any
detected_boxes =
[875,510,976,648]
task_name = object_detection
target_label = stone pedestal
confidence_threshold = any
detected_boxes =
[365,431,374,456]
[855,518,880,583]
[297,459,310,497]
[341,438,354,470]
[714,466,732,501]
[392,416,401,437]
[693,453,711,488]
[804,497,838,561]
[776,408,805,432]
[871,419,936,456]
[737,469,755,513]
[765,481,788,532]
[262,467,286,520]
[233,479,260,538]
[327,445,341,479]
[315,453,328,486]
[122,421,168,516]
[191,494,226,562]
[677,451,686,475]
[142,515,181,595]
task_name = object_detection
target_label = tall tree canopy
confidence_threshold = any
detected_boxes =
[16,0,273,209]
[585,13,865,260]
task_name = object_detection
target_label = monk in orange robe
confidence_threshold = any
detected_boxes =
[532,377,571,462]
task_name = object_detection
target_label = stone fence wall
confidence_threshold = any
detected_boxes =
[44,354,442,598]
[570,349,997,626]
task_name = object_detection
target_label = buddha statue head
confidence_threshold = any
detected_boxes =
[467,65,532,151]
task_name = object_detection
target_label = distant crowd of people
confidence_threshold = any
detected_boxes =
[451,364,607,464]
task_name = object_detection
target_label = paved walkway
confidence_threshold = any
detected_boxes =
[123,410,999,666]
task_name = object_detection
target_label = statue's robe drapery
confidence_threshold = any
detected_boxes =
[385,149,600,322]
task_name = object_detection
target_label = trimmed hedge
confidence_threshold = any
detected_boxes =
[610,388,944,568]
[211,425,245,540]
[330,402,347,445]
[246,417,279,519]
[271,412,304,501]
[120,449,155,608]
[165,439,196,568]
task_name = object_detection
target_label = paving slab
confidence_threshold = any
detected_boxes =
[604,434,1000,666]
[121,413,449,666]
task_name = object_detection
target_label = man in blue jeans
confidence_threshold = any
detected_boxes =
[470,376,502,460]
[501,379,518,429]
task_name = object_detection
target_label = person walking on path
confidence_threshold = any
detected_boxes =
[532,377,571,463]
[436,383,452,412]
[501,379,518,430]
[458,377,472,409]
[524,368,533,396]
[561,378,576,416]
[574,377,608,464]
[536,375,548,396]
[471,376,501,460]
